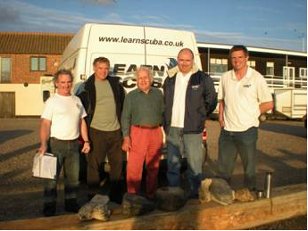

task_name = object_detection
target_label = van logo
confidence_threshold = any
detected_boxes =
[166,58,177,69]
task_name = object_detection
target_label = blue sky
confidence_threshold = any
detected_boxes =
[0,0,306,51]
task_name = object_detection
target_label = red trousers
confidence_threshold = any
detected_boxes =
[126,126,163,198]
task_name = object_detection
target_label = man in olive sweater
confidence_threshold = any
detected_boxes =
[121,67,164,199]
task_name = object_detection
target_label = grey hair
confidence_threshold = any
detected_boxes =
[135,66,154,84]
[53,69,74,84]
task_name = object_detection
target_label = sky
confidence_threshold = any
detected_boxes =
[0,0,307,52]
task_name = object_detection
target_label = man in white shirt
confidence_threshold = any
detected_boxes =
[217,45,273,190]
[38,69,90,216]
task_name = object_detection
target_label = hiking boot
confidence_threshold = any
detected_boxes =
[43,202,56,217]
[65,198,80,213]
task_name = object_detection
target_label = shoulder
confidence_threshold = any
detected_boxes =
[221,70,232,80]
[46,94,58,103]
[248,68,266,83]
[71,95,82,102]
[151,87,164,97]
[151,87,162,93]
[108,76,121,83]
[126,88,139,97]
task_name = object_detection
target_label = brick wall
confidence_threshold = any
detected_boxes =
[2,54,61,84]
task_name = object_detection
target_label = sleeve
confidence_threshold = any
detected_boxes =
[203,74,217,116]
[76,97,87,118]
[159,89,165,124]
[257,75,273,103]
[41,98,53,121]
[119,82,126,112]
[217,75,224,101]
[121,93,132,137]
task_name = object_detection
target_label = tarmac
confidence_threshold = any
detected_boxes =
[0,117,306,228]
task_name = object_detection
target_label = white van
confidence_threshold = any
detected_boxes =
[59,23,202,92]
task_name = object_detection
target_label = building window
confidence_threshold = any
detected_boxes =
[266,62,275,76]
[299,68,307,78]
[210,58,228,74]
[0,57,11,83]
[247,60,256,69]
[31,57,46,71]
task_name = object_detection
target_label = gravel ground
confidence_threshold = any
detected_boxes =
[0,117,306,229]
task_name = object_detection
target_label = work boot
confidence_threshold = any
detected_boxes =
[65,198,80,213]
[43,202,56,217]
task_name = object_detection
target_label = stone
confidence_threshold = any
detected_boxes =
[155,186,187,211]
[199,178,234,206]
[78,194,111,221]
[122,193,155,217]
[234,188,256,202]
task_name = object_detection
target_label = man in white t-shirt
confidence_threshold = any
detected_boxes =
[38,69,90,216]
[217,45,273,190]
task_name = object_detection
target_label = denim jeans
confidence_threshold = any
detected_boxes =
[218,127,258,190]
[166,127,204,196]
[44,138,80,203]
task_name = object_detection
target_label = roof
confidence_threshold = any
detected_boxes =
[0,32,73,54]
[197,42,307,57]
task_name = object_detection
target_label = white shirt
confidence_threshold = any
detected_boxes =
[171,71,191,128]
[41,93,87,140]
[218,67,272,131]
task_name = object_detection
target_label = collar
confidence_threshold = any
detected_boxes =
[137,87,153,94]
[167,63,199,78]
[231,66,252,80]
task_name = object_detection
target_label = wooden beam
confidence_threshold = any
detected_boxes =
[0,183,306,230]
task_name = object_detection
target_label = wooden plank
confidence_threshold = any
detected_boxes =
[0,183,306,230]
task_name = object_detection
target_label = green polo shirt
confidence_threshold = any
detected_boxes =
[121,87,164,137]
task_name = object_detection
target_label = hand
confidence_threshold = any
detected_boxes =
[81,142,91,154]
[37,144,47,155]
[122,137,131,152]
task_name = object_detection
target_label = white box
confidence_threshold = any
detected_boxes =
[32,153,57,179]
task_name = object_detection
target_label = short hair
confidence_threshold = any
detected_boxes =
[135,66,154,84]
[93,57,110,67]
[229,45,249,57]
[53,69,74,83]
[178,48,194,59]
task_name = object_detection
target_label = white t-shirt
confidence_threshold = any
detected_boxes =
[171,71,191,128]
[218,67,272,132]
[41,93,87,140]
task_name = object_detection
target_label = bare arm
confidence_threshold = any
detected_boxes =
[218,100,225,128]
[38,119,51,155]
[259,101,274,114]
[80,118,90,154]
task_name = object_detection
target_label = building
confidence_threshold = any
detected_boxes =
[0,31,306,118]
[0,32,73,117]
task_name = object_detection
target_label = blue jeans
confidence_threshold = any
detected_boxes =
[44,138,80,203]
[166,127,204,196]
[218,127,258,190]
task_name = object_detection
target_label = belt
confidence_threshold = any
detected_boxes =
[50,137,79,143]
[134,125,160,129]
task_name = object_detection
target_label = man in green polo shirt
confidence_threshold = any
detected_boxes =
[121,67,164,199]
